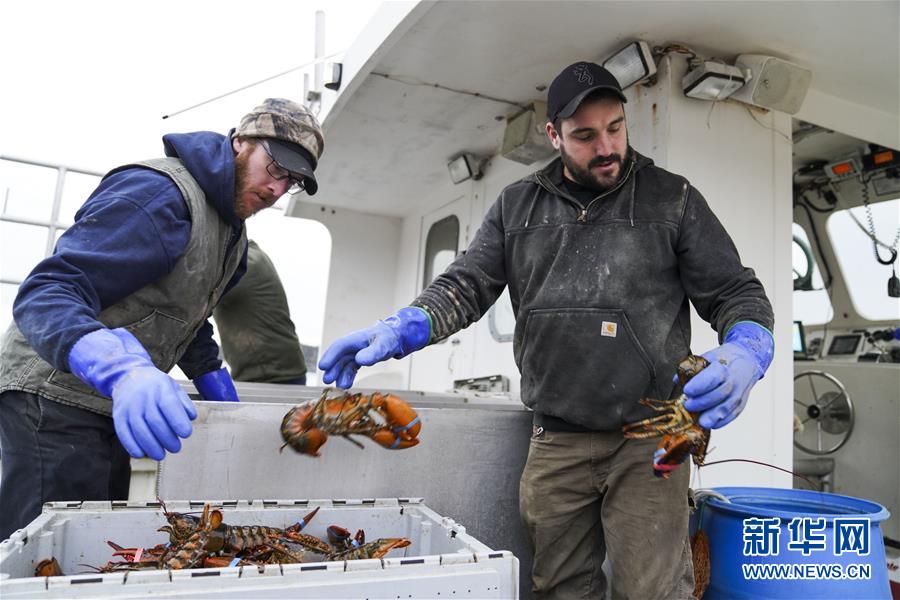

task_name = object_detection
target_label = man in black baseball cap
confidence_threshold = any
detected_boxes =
[544,61,631,195]
[317,58,774,598]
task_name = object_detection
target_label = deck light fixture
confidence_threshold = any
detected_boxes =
[447,154,481,184]
[324,63,343,91]
[602,41,657,89]
[682,61,746,101]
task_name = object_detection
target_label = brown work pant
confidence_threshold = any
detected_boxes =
[520,429,695,600]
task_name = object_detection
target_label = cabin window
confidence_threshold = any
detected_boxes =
[423,215,459,289]
[826,198,900,321]
[792,223,832,325]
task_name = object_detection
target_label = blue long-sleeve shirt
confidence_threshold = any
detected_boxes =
[13,130,247,379]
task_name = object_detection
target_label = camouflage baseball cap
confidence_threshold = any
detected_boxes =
[237,98,325,195]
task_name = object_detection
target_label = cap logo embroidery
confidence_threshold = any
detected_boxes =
[573,63,594,85]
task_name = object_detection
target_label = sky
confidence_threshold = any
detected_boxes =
[0,1,382,368]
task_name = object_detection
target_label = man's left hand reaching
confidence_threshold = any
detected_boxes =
[682,321,774,429]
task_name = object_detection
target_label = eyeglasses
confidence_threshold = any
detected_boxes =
[260,140,306,194]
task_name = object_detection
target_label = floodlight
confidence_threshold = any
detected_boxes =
[602,41,657,89]
[447,154,480,184]
[682,61,746,100]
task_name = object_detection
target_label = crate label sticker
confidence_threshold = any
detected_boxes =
[601,321,617,337]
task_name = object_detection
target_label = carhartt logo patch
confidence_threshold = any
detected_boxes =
[573,63,594,85]
[601,321,617,337]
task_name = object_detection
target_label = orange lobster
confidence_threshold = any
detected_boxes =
[280,389,421,456]
[622,355,711,478]
[34,557,64,577]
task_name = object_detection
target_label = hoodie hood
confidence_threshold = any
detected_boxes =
[162,129,240,227]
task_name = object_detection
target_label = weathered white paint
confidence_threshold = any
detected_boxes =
[303,1,899,220]
[796,88,900,153]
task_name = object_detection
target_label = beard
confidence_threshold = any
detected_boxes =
[559,143,625,192]
[232,148,254,220]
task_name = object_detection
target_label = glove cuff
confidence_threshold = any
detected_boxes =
[725,321,775,378]
[382,306,432,358]
[193,367,239,402]
[68,328,155,398]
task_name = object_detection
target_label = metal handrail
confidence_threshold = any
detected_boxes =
[1,155,103,270]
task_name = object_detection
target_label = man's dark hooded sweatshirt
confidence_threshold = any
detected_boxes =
[10,131,247,379]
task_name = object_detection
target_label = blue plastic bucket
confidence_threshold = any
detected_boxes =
[692,487,891,599]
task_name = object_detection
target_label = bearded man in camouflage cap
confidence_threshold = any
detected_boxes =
[0,98,324,541]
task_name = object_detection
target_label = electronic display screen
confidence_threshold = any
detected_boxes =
[827,334,861,356]
[792,321,806,355]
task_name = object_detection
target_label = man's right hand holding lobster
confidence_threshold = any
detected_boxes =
[682,321,775,429]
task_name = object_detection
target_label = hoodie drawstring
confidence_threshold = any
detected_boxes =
[524,187,540,228]
[628,172,637,227]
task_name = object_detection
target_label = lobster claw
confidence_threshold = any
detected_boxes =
[652,440,689,479]
[371,393,421,440]
[370,429,420,450]
[366,537,412,559]
[327,524,365,551]
[327,525,351,547]
[651,426,709,478]
[286,506,321,533]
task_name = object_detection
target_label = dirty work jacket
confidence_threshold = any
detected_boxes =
[213,240,307,383]
[412,150,774,431]
[0,158,247,416]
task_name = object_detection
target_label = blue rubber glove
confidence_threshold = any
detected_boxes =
[318,307,431,389]
[682,321,775,429]
[68,328,197,461]
[193,367,239,402]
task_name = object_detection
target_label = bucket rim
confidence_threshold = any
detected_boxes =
[700,486,890,522]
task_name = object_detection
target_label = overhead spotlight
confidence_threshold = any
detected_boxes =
[447,154,482,184]
[603,41,657,89]
[682,61,746,100]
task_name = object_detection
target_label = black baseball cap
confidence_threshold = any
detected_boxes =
[546,62,627,123]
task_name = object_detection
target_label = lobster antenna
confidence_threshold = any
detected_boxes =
[341,434,366,449]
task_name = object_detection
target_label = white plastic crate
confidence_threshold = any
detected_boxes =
[0,498,518,598]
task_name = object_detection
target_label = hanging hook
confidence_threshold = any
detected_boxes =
[874,244,897,266]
